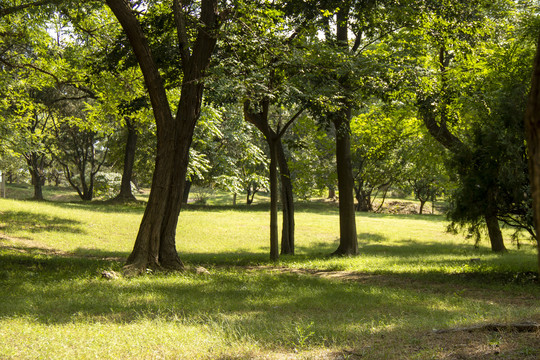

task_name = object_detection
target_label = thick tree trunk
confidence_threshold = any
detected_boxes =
[115,118,138,202]
[107,0,219,274]
[524,32,540,277]
[277,138,294,255]
[269,139,279,261]
[332,113,358,255]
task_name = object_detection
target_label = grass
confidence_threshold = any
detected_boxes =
[0,185,539,359]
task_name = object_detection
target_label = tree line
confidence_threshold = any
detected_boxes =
[1,0,539,275]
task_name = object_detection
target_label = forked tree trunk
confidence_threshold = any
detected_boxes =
[332,113,358,255]
[524,32,540,277]
[244,101,297,259]
[277,138,294,255]
[115,118,138,202]
[106,0,219,274]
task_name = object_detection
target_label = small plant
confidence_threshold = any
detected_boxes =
[293,321,315,350]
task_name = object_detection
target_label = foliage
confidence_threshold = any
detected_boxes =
[286,115,336,199]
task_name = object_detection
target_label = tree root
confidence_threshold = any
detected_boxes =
[433,321,540,334]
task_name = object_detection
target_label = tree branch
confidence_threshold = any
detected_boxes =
[173,0,191,70]
[0,0,54,18]
[277,107,304,139]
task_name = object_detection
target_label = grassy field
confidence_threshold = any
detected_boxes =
[0,185,539,359]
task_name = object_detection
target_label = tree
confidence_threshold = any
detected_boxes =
[209,2,309,258]
[105,0,223,273]
[406,0,534,252]
[286,115,337,200]
[0,2,57,199]
[350,106,410,212]
[400,134,449,215]
[524,31,540,276]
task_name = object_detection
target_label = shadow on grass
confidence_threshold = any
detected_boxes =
[0,210,86,234]
[0,248,538,358]
[358,238,479,258]
[49,201,147,214]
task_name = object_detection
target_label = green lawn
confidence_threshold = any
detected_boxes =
[0,192,538,359]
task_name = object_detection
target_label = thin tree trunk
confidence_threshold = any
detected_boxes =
[115,118,138,202]
[419,200,426,215]
[277,137,294,255]
[524,32,540,277]
[332,112,358,255]
[484,214,507,252]
[269,139,279,261]
[182,180,191,204]
[331,6,357,255]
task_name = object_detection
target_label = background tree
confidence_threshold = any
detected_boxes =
[403,0,534,251]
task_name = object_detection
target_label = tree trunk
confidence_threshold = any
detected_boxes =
[232,192,237,205]
[419,200,426,215]
[115,118,138,202]
[524,32,540,277]
[484,213,507,252]
[26,152,45,201]
[354,184,372,212]
[277,137,294,255]
[106,0,219,274]
[246,187,254,205]
[332,112,358,255]
[328,186,336,200]
[269,139,279,261]
[182,180,191,204]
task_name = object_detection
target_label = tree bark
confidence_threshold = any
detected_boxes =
[106,0,219,274]
[332,112,358,255]
[114,118,138,202]
[524,32,540,276]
